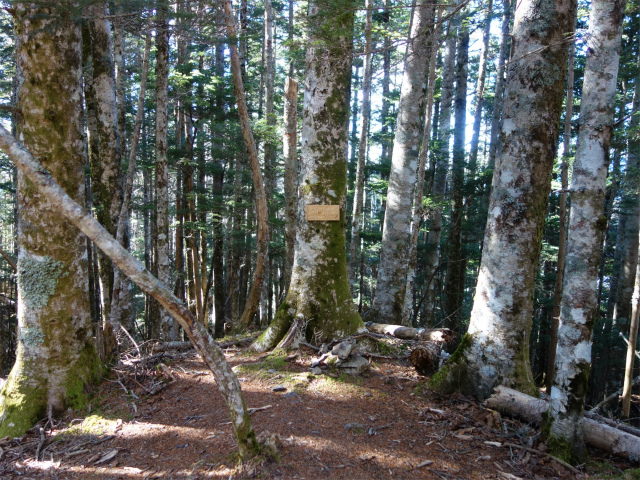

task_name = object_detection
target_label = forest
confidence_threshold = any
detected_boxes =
[1,0,640,478]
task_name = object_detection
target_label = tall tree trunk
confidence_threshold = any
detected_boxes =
[283,77,298,293]
[154,2,174,340]
[253,0,364,352]
[403,4,444,327]
[220,0,269,330]
[422,18,457,326]
[0,4,101,436]
[546,33,576,393]
[548,0,624,461]
[348,0,373,288]
[444,11,469,333]
[88,2,124,353]
[431,0,577,400]
[371,1,436,324]
[261,0,275,326]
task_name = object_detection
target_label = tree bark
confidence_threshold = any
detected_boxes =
[87,2,124,352]
[431,0,577,400]
[0,4,100,437]
[154,3,174,340]
[0,123,261,461]
[422,17,457,327]
[403,4,444,326]
[348,0,373,289]
[371,0,436,324]
[546,23,576,394]
[252,0,364,352]
[547,0,624,461]
[283,77,298,293]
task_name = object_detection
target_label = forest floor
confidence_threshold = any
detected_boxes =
[1,336,639,480]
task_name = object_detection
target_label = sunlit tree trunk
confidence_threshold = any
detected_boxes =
[0,3,101,436]
[283,77,298,293]
[546,33,576,393]
[431,0,576,400]
[371,1,436,324]
[548,0,624,461]
[253,0,364,352]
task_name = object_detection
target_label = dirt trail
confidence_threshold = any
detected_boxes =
[0,344,635,479]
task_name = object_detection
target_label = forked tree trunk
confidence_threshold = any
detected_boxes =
[431,0,576,400]
[371,0,436,324]
[0,4,101,437]
[252,0,364,352]
[547,0,625,461]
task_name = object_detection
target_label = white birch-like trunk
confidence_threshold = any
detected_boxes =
[253,0,364,352]
[0,4,100,437]
[371,1,436,324]
[431,0,576,400]
[348,0,373,289]
[548,0,625,461]
[283,77,298,293]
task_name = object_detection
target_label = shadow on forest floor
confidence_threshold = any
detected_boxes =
[0,337,638,479]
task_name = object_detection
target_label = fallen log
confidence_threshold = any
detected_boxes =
[365,322,454,343]
[585,410,640,439]
[409,343,440,375]
[484,386,640,463]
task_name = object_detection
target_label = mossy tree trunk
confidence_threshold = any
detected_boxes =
[547,0,625,462]
[0,123,261,461]
[370,0,436,324]
[431,0,576,400]
[252,0,364,352]
[0,3,101,437]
